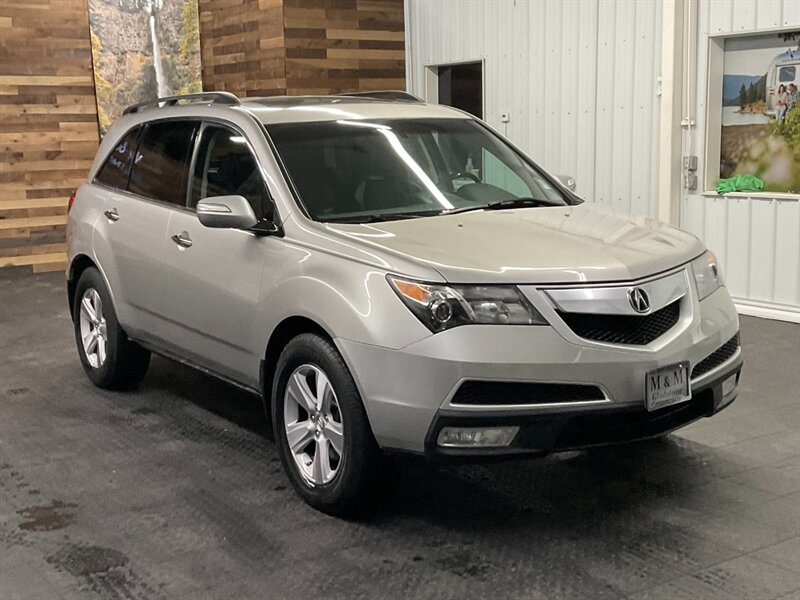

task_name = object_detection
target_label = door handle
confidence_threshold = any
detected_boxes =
[171,231,193,248]
[104,208,119,222]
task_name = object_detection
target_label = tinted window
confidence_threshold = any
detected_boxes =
[128,120,198,205]
[267,119,566,223]
[190,124,271,220]
[95,126,143,189]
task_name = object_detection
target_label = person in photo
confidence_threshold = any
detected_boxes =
[788,83,799,113]
[775,84,789,121]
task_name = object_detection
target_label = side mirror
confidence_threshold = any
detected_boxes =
[555,174,577,192]
[196,195,258,230]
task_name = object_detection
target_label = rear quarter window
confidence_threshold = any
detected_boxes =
[94,126,143,189]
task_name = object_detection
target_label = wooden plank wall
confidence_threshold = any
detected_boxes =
[283,0,405,95]
[1,0,404,275]
[198,0,287,97]
[0,0,100,274]
[199,0,405,97]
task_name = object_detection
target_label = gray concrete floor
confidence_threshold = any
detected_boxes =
[1,272,799,600]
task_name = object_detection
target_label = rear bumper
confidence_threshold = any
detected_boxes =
[423,352,742,460]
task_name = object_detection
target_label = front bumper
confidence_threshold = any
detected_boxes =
[336,284,741,455]
[425,353,742,459]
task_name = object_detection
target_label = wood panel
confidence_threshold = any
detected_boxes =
[199,0,405,97]
[0,0,100,274]
[1,0,406,275]
[198,0,287,97]
[283,0,405,95]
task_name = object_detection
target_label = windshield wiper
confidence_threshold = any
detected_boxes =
[361,213,430,223]
[325,210,443,224]
[446,197,561,215]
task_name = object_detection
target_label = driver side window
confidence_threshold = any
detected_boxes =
[190,124,272,220]
[482,149,530,197]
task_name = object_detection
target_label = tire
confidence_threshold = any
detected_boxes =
[72,267,150,390]
[272,333,379,516]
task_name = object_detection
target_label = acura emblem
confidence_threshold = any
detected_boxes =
[628,287,651,313]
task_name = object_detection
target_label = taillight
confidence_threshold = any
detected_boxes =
[68,190,76,212]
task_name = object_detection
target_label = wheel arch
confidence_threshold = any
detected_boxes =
[261,315,333,404]
[67,254,98,318]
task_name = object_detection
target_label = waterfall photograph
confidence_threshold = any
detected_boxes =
[88,0,202,135]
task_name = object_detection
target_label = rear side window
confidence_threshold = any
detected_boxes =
[95,126,143,189]
[779,66,796,82]
[129,121,199,205]
[189,124,271,220]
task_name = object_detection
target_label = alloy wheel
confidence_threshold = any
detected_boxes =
[283,364,344,486]
[78,288,107,368]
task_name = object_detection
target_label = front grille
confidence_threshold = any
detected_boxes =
[451,381,606,406]
[557,300,680,345]
[691,333,740,379]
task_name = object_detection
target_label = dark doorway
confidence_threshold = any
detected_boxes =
[437,61,483,119]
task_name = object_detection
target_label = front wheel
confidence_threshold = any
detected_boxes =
[272,333,379,516]
[72,267,150,390]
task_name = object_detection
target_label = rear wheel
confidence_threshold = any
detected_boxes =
[72,267,150,390]
[272,333,379,515]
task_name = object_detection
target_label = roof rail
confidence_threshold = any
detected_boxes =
[338,90,424,102]
[122,91,240,115]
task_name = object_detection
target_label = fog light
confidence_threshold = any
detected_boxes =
[722,374,737,396]
[437,426,519,448]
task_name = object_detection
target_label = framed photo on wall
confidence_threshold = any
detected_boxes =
[705,29,800,195]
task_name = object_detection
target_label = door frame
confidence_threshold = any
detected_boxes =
[423,58,486,119]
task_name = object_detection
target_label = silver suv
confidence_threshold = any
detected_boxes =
[67,91,742,514]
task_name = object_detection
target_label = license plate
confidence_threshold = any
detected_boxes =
[645,362,691,411]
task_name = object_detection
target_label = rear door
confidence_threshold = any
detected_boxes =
[157,121,273,387]
[91,119,199,341]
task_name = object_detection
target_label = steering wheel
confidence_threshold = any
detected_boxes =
[448,171,481,184]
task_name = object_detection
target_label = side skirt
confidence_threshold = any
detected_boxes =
[131,337,263,398]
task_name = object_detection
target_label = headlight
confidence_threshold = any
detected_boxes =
[388,276,547,332]
[691,250,725,300]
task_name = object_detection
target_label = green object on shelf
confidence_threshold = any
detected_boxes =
[715,174,765,194]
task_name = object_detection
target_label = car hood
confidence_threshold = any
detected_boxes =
[323,205,706,284]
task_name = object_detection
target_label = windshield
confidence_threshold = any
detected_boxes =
[266,118,570,223]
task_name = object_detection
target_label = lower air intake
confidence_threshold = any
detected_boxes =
[451,381,606,406]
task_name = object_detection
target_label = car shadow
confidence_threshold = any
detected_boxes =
[137,355,752,532]
[142,355,270,438]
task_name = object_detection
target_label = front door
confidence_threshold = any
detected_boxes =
[158,122,273,387]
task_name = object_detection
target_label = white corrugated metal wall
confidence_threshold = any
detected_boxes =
[405,0,800,320]
[681,0,800,319]
[405,0,663,216]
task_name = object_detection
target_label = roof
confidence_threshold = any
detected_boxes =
[773,48,800,65]
[239,95,470,125]
[116,92,471,128]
